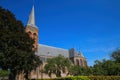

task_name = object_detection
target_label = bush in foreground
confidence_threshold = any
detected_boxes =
[36,76,89,80]
[0,70,9,77]
[35,76,120,80]
[88,76,120,80]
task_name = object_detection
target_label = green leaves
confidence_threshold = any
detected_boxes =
[69,65,92,76]
[69,49,120,76]
[0,7,41,80]
[111,49,120,63]
[0,70,9,77]
[44,55,71,77]
[90,49,120,76]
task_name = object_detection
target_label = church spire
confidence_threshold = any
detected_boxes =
[27,5,37,28]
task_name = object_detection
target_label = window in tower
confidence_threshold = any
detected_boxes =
[76,59,79,66]
[33,33,37,39]
[28,31,32,38]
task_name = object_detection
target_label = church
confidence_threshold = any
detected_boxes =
[25,5,87,79]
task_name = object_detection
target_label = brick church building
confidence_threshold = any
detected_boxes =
[25,5,87,79]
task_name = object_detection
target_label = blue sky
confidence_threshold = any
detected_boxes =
[0,0,120,66]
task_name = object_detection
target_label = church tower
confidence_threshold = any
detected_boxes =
[26,5,38,51]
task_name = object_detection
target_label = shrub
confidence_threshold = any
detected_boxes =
[36,76,120,80]
[0,70,9,77]
[88,76,120,80]
[36,76,89,80]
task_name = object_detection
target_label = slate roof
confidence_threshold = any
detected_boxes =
[36,44,69,58]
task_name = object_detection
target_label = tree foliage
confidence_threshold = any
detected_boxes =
[68,49,120,76]
[69,65,92,76]
[92,49,120,76]
[44,55,71,77]
[0,70,9,77]
[111,49,120,63]
[0,7,41,80]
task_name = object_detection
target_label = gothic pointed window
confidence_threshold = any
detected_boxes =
[76,59,79,66]
[33,33,37,40]
[28,31,32,38]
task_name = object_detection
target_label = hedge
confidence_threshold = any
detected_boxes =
[36,76,89,80]
[88,76,120,80]
[0,70,9,77]
[35,76,120,80]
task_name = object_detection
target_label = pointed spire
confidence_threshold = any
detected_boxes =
[27,5,37,29]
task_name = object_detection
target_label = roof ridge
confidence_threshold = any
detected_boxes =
[39,44,68,51]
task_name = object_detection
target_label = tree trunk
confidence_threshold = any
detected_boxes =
[24,71,29,80]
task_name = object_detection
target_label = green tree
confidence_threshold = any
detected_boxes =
[92,60,105,75]
[44,55,71,78]
[69,65,92,76]
[92,59,120,76]
[0,70,9,77]
[102,60,120,75]
[0,70,9,80]
[91,49,120,76]
[0,7,41,80]
[111,49,120,63]
[69,65,82,76]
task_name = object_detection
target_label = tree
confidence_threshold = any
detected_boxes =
[92,60,105,75]
[0,7,41,80]
[69,65,92,76]
[111,49,120,63]
[91,49,120,76]
[69,65,82,76]
[92,59,120,76]
[102,60,120,75]
[44,55,71,78]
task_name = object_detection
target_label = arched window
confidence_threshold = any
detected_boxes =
[33,33,37,36]
[76,59,79,66]
[84,60,87,67]
[28,31,32,35]
[28,31,32,38]
[80,59,83,66]
[33,33,37,38]
[33,33,38,40]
